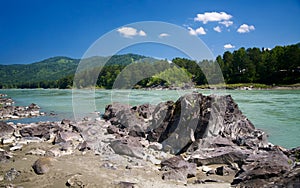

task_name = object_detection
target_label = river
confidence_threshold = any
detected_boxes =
[1,89,299,149]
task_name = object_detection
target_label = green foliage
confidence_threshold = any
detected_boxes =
[1,43,300,89]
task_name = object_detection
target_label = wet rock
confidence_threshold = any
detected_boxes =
[4,168,20,181]
[32,157,53,175]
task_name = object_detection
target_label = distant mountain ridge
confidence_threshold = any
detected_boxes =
[0,54,148,88]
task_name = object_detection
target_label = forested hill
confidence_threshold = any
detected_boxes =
[0,43,299,89]
[0,54,147,88]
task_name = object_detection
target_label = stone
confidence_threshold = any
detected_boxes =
[4,168,20,181]
[146,101,175,143]
[0,121,15,138]
[32,157,53,175]
[161,156,197,182]
[109,138,145,159]
[0,150,13,162]
[2,136,16,145]
[202,166,212,173]
[189,146,249,166]
[26,148,46,156]
[9,144,23,151]
[117,181,136,188]
[66,174,85,187]
[54,131,82,144]
[232,149,293,186]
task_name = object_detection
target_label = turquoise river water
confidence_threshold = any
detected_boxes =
[1,89,299,149]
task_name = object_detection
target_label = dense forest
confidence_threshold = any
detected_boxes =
[0,43,299,89]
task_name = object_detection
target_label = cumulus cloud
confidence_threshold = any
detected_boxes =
[159,33,170,38]
[224,44,235,49]
[237,24,255,33]
[117,27,147,38]
[213,26,222,33]
[194,11,232,24]
[219,20,233,27]
[188,27,206,36]
[139,30,146,36]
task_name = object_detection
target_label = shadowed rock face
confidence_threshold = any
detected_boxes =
[103,92,300,186]
[117,92,263,154]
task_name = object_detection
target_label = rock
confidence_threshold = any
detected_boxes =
[145,154,161,165]
[189,146,249,166]
[20,122,60,140]
[232,149,293,186]
[146,101,175,142]
[54,131,82,144]
[0,121,15,138]
[32,157,53,175]
[2,136,16,145]
[4,168,20,181]
[148,142,163,151]
[202,166,212,173]
[101,162,117,170]
[26,148,46,156]
[161,156,196,182]
[0,150,13,162]
[9,144,23,151]
[162,169,188,183]
[117,181,136,188]
[66,174,85,187]
[109,138,145,159]
[103,103,153,137]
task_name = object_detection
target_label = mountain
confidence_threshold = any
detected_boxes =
[0,54,148,88]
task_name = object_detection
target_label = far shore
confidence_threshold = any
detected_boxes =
[1,83,300,91]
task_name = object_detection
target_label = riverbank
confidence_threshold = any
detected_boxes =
[1,92,300,187]
[196,83,300,90]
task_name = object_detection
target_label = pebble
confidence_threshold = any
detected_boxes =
[10,144,23,151]
[5,168,20,181]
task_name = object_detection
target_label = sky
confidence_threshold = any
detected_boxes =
[0,0,299,64]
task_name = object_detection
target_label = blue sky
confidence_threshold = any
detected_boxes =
[0,0,299,64]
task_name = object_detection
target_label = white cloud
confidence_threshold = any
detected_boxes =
[159,33,170,38]
[213,26,222,33]
[224,44,235,49]
[188,27,206,36]
[219,20,233,27]
[139,30,146,36]
[237,24,255,33]
[194,12,232,24]
[117,27,147,38]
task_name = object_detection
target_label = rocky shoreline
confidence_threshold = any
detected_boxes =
[0,94,45,120]
[0,92,300,187]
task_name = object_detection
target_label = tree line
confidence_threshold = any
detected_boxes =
[0,43,299,89]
